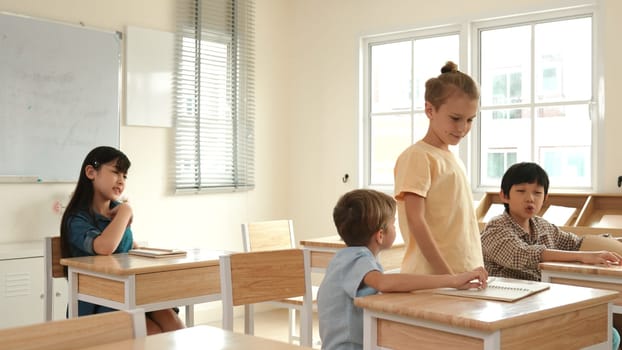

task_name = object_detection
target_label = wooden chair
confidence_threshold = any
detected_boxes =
[44,236,65,321]
[241,220,319,344]
[220,248,313,347]
[242,219,296,252]
[0,309,146,350]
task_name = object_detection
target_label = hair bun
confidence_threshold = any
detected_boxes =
[441,61,459,74]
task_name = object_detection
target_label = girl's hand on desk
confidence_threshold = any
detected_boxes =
[453,266,488,290]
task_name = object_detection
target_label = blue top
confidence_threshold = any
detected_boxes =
[65,201,133,316]
[66,201,133,257]
[318,246,383,350]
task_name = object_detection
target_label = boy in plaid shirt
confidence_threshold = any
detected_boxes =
[481,162,621,349]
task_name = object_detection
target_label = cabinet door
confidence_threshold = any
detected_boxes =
[0,257,44,328]
[52,277,68,320]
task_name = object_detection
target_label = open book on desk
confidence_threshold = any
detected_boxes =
[128,247,187,258]
[433,277,550,302]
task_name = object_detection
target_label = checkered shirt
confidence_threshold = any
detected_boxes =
[481,211,582,281]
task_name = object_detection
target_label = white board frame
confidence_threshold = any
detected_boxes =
[0,12,121,182]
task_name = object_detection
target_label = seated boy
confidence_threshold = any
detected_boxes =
[318,189,487,350]
[481,162,622,349]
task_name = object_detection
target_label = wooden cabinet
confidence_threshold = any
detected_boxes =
[576,194,622,228]
[476,192,622,236]
[0,240,67,329]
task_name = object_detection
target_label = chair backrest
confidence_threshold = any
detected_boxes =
[46,236,65,278]
[44,236,65,321]
[241,219,295,252]
[0,309,146,350]
[220,248,313,345]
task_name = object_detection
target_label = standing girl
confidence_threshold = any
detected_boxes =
[394,61,485,275]
[60,146,184,334]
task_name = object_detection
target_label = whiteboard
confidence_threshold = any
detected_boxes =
[0,13,121,182]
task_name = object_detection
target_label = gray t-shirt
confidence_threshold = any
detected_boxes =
[318,246,383,350]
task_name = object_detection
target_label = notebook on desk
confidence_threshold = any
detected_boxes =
[128,247,187,258]
[433,278,550,302]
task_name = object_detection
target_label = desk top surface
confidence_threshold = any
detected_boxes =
[60,249,230,275]
[540,261,622,277]
[80,325,312,350]
[300,235,404,249]
[354,281,617,332]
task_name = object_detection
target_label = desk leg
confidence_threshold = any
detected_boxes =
[363,310,377,350]
[607,303,613,350]
[67,268,79,318]
[185,305,194,327]
[244,304,254,335]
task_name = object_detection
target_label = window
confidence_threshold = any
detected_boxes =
[476,11,594,189]
[486,149,517,181]
[362,6,597,192]
[174,0,255,192]
[363,29,460,189]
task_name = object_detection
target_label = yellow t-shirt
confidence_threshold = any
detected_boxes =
[394,140,483,274]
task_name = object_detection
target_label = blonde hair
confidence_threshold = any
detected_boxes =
[424,61,480,109]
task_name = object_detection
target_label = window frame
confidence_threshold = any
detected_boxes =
[360,3,601,193]
[361,24,467,193]
[470,5,600,192]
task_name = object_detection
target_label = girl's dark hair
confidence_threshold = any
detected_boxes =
[59,146,130,258]
[425,61,480,109]
[500,162,550,211]
[333,189,396,246]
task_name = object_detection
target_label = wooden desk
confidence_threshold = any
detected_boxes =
[300,235,404,272]
[60,249,228,326]
[541,262,622,315]
[354,282,617,350]
[80,325,312,350]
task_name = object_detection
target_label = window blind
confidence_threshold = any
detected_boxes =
[174,0,255,192]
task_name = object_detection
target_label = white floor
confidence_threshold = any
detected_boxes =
[203,308,321,348]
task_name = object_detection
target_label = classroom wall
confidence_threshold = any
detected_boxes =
[1,0,621,252]
[0,0,292,250]
[284,0,622,243]
[1,0,621,324]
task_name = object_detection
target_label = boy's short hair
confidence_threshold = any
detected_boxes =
[333,189,396,247]
[500,162,550,211]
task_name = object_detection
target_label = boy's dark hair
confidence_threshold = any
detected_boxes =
[60,146,131,259]
[500,162,550,211]
[333,189,396,246]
